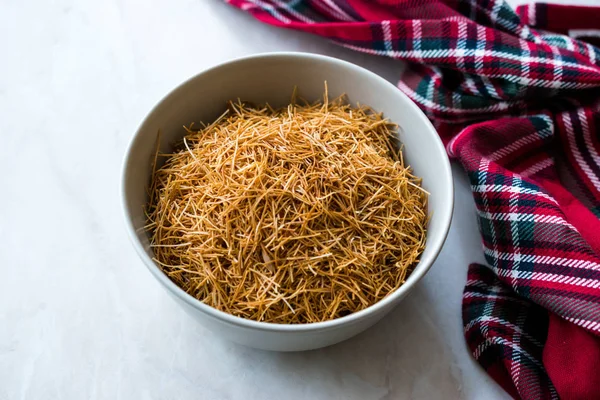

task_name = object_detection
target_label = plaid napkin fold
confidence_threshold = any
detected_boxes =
[226,0,600,398]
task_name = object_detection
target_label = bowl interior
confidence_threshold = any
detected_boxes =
[123,53,453,326]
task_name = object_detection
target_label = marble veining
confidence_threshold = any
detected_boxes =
[6,0,592,398]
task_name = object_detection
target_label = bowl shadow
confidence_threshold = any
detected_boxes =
[221,282,466,399]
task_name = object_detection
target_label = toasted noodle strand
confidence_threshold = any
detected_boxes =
[146,93,428,324]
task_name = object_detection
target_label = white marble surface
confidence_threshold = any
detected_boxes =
[4,0,595,398]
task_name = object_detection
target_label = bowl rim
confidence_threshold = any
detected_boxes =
[121,51,454,332]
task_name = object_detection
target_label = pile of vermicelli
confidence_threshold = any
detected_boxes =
[146,94,428,324]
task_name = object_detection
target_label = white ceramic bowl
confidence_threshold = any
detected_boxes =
[122,53,453,351]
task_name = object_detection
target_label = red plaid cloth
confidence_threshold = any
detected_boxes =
[226,1,600,398]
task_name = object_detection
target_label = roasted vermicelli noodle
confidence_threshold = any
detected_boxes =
[146,93,428,324]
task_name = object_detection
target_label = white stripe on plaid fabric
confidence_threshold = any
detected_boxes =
[412,20,422,63]
[568,29,600,40]
[464,315,545,347]
[339,43,600,75]
[398,79,513,114]
[530,274,600,289]
[480,159,501,272]
[445,112,551,155]
[563,111,600,193]
[475,25,485,77]
[445,126,469,156]
[586,42,598,66]
[481,270,501,352]
[464,290,534,306]
[508,173,522,383]
[564,316,600,332]
[483,247,600,272]
[509,178,522,258]
[472,334,545,368]
[427,67,441,106]
[513,307,526,392]
[488,119,554,162]
[476,25,503,99]
[488,0,503,28]
[519,158,554,178]
[453,20,468,108]
[464,75,480,95]
[528,2,535,27]
[485,269,600,291]
[482,0,525,37]
[480,76,503,100]
[382,20,393,54]
[321,0,355,22]
[476,210,578,230]
[549,42,564,90]
[465,278,502,289]
[564,31,576,51]
[244,0,291,23]
[520,24,543,45]
[471,184,560,205]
